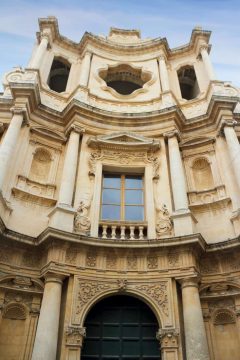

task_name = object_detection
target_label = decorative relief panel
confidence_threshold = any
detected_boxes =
[73,278,171,326]
[74,197,92,234]
[127,256,137,270]
[147,256,158,270]
[200,256,219,274]
[65,247,78,265]
[85,253,97,268]
[135,283,169,316]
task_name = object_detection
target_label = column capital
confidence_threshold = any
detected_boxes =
[158,54,167,62]
[156,328,179,348]
[199,44,210,53]
[10,106,26,116]
[65,325,86,347]
[65,124,85,138]
[80,50,92,61]
[219,119,238,136]
[163,129,181,142]
[39,30,52,46]
[180,276,200,289]
[44,272,66,285]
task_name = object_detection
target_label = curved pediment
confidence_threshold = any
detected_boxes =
[180,136,215,149]
[87,131,160,151]
[30,126,66,143]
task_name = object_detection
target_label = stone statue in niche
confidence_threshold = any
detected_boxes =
[156,204,172,237]
[74,195,92,234]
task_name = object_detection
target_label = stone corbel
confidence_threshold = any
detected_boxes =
[65,325,86,347]
[156,328,179,348]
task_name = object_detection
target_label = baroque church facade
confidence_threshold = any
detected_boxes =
[0,16,240,360]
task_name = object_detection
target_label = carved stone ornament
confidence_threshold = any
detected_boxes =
[147,150,160,180]
[156,328,179,348]
[76,281,112,311]
[88,150,102,177]
[155,204,172,237]
[86,253,97,268]
[66,247,78,264]
[117,279,127,292]
[74,197,92,234]
[147,256,158,269]
[135,283,169,316]
[65,326,86,347]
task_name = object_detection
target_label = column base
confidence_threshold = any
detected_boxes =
[172,209,197,236]
[0,191,12,225]
[48,205,75,232]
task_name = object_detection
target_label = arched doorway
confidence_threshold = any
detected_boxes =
[81,295,160,359]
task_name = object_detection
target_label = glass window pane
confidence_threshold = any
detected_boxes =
[125,206,144,221]
[103,174,121,188]
[125,176,143,189]
[125,190,143,205]
[102,205,120,220]
[102,189,120,204]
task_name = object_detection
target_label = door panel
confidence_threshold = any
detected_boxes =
[81,295,160,359]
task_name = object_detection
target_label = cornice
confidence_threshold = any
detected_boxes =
[37,17,211,59]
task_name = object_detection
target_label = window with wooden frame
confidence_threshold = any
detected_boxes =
[101,174,144,221]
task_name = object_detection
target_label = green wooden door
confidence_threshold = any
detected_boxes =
[81,295,160,360]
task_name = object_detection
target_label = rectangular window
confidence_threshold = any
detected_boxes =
[101,174,144,221]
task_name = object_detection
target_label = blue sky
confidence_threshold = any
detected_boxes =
[0,0,240,91]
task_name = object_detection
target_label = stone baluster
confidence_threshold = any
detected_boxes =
[111,225,117,239]
[0,107,25,191]
[120,226,125,240]
[159,55,170,92]
[31,273,65,360]
[222,120,240,190]
[200,45,215,81]
[181,278,210,360]
[130,226,135,240]
[30,32,50,69]
[58,125,84,207]
[102,225,107,239]
[79,51,92,87]
[139,226,144,240]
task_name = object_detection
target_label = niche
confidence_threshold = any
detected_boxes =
[29,148,51,183]
[192,158,214,191]
[0,303,28,359]
[177,65,199,100]
[48,57,70,93]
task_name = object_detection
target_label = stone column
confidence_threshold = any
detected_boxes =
[165,130,188,211]
[0,107,24,190]
[31,274,64,360]
[222,120,240,190]
[159,55,170,92]
[181,278,210,360]
[79,51,92,87]
[58,125,84,207]
[165,130,196,235]
[30,33,50,69]
[48,125,84,232]
[200,45,215,81]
